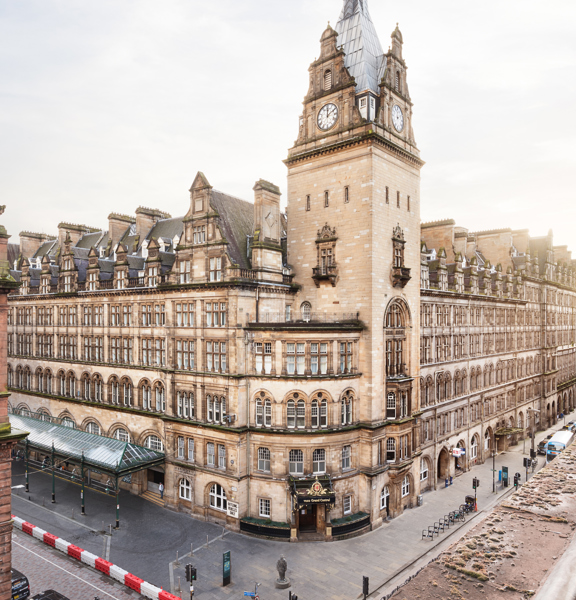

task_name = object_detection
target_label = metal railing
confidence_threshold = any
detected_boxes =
[249,311,360,324]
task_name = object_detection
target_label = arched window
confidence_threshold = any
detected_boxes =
[401,475,410,498]
[68,372,76,398]
[301,302,311,322]
[386,438,396,462]
[141,381,152,410]
[113,427,131,442]
[264,398,271,427]
[209,483,227,511]
[420,458,429,482]
[484,430,491,450]
[257,447,270,472]
[145,435,163,452]
[341,391,353,425]
[82,374,91,400]
[37,409,50,422]
[7,365,12,388]
[323,69,332,91]
[313,449,326,474]
[287,399,295,428]
[296,399,305,428]
[61,417,75,428]
[256,397,263,426]
[179,478,192,501]
[386,304,404,328]
[24,367,31,390]
[122,379,133,406]
[110,377,120,405]
[155,384,165,413]
[37,368,44,393]
[471,435,479,459]
[86,421,101,435]
[387,391,396,419]
[16,366,23,389]
[380,486,390,510]
[58,371,66,396]
[45,370,52,395]
[289,449,303,474]
[93,375,103,402]
[311,399,319,428]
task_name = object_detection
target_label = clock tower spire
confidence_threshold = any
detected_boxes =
[285,2,424,430]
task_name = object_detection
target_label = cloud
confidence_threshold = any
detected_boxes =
[1,0,575,251]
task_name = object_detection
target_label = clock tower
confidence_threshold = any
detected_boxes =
[285,0,424,497]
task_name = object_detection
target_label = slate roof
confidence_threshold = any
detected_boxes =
[336,0,386,95]
[34,240,58,259]
[210,190,254,269]
[76,231,107,250]
[7,244,19,267]
[147,217,183,244]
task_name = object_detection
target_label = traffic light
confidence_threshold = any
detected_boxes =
[185,564,197,582]
[513,473,521,488]
[363,576,369,597]
[530,449,536,459]
[523,457,531,468]
[472,477,479,489]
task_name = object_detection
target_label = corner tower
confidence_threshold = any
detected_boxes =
[285,1,424,441]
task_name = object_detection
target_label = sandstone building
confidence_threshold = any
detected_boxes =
[6,0,576,541]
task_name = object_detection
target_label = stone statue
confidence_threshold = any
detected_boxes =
[276,555,287,581]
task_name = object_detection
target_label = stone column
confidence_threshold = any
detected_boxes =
[0,216,28,600]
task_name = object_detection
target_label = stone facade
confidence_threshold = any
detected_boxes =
[5,2,576,543]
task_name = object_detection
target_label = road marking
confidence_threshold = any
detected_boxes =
[13,538,120,599]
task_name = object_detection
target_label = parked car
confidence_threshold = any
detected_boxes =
[32,592,71,600]
[537,440,548,455]
[11,568,30,600]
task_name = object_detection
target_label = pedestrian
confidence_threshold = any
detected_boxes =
[159,482,164,499]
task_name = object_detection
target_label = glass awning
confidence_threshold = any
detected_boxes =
[10,413,164,476]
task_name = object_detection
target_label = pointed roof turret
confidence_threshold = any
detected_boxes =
[335,0,386,95]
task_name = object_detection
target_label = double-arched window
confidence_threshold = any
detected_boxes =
[311,396,327,429]
[256,394,272,427]
[341,391,353,425]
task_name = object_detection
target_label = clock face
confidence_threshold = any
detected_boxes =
[392,105,404,132]
[317,103,339,131]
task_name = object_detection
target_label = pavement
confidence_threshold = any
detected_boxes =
[11,411,575,600]
[12,528,139,600]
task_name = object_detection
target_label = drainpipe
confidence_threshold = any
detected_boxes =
[244,331,251,518]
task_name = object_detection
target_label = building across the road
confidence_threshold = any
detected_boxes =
[6,0,576,541]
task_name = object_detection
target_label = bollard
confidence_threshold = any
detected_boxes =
[450,476,453,485]
[445,478,448,488]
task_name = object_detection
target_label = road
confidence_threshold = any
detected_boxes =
[11,411,574,600]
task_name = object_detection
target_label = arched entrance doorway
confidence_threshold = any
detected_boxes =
[437,447,450,481]
[455,440,466,473]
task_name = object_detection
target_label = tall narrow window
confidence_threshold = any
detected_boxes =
[407,195,410,211]
[323,69,332,91]
[395,71,400,92]
[313,449,326,474]
[344,187,349,203]
[289,449,303,475]
[306,195,311,211]
[324,191,329,207]
[397,191,400,208]
[386,186,389,204]
[341,445,351,470]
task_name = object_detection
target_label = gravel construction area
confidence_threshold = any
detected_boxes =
[388,447,576,600]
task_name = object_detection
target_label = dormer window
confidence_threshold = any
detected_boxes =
[324,69,332,91]
[116,270,126,290]
[148,266,158,287]
[87,272,98,291]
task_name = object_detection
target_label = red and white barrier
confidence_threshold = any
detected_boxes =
[12,515,180,600]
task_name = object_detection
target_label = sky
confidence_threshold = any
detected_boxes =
[1,0,576,251]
